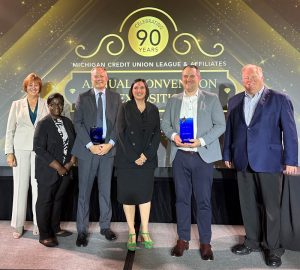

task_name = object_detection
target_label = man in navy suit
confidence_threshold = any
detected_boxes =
[223,64,298,268]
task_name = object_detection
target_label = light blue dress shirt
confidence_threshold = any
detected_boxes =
[243,87,264,126]
[95,88,107,137]
[86,88,115,148]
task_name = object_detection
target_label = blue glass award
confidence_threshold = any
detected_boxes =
[180,117,194,143]
[90,127,104,144]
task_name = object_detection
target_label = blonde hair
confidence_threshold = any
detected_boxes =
[242,64,263,78]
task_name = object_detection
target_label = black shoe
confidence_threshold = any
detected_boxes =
[56,230,73,237]
[39,238,58,248]
[100,228,117,241]
[265,254,282,268]
[76,233,88,247]
[52,236,58,245]
[231,243,260,255]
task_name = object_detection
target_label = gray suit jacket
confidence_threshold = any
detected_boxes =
[161,90,225,164]
[72,88,121,160]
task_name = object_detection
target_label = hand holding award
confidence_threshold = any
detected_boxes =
[179,117,194,143]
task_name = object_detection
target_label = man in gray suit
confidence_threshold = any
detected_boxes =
[72,67,121,246]
[161,65,225,260]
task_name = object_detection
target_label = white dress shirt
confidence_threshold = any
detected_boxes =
[172,89,206,152]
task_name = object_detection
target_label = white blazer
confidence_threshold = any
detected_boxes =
[5,97,49,154]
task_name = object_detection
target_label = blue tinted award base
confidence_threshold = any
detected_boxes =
[180,118,194,143]
[90,127,104,144]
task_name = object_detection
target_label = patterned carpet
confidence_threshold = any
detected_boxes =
[0,222,299,270]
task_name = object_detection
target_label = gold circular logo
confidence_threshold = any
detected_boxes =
[128,16,169,57]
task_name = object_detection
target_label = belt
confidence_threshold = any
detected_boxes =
[178,149,198,155]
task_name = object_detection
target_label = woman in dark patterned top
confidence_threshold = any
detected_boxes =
[33,93,76,247]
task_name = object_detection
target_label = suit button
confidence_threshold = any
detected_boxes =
[131,131,134,134]
[132,143,135,146]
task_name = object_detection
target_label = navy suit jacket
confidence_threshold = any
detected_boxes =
[223,88,298,172]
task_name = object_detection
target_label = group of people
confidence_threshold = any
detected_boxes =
[5,64,298,268]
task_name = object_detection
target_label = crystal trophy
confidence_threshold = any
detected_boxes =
[90,127,104,144]
[179,117,194,143]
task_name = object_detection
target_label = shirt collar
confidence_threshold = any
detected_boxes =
[93,88,106,96]
[244,86,264,98]
[183,89,199,97]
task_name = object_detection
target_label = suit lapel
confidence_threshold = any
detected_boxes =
[131,100,143,127]
[61,117,73,153]
[48,116,60,140]
[87,89,97,124]
[35,97,46,126]
[237,96,246,125]
[174,93,183,132]
[21,97,34,126]
[195,91,206,138]
[88,89,97,110]
[197,91,206,112]
[105,89,112,130]
[249,88,270,126]
[36,98,42,123]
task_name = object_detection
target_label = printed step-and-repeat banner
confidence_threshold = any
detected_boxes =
[0,0,299,166]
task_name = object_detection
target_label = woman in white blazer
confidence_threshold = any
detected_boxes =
[5,73,49,239]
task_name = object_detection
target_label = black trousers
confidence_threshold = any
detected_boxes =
[237,167,284,256]
[36,175,71,240]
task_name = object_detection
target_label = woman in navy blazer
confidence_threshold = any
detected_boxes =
[34,93,76,247]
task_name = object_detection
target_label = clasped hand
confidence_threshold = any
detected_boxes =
[90,143,113,155]
[173,134,201,148]
[57,166,68,177]
[135,153,147,166]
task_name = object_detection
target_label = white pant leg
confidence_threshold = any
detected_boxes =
[11,150,31,228]
[30,151,38,226]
